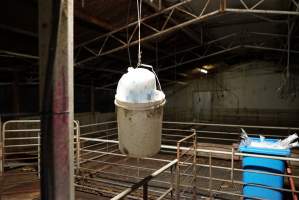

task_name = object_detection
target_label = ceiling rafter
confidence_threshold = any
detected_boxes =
[74,0,299,67]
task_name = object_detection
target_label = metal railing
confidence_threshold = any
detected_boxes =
[79,121,299,199]
[1,120,80,178]
[1,119,299,199]
[111,159,177,200]
[175,130,197,200]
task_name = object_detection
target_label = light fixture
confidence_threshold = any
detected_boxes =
[195,68,208,74]
[202,64,214,70]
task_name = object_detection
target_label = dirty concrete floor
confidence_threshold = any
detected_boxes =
[0,174,109,200]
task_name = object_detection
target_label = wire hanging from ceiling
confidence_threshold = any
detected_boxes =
[136,0,142,67]
[126,0,132,67]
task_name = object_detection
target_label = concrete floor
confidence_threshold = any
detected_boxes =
[0,173,110,200]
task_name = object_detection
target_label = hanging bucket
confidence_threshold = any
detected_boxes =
[115,66,166,158]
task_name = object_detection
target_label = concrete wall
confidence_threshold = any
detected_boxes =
[164,61,299,126]
[14,112,116,125]
[74,112,115,125]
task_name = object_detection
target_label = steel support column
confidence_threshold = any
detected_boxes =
[39,0,74,199]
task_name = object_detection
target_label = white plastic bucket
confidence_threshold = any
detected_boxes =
[115,98,165,158]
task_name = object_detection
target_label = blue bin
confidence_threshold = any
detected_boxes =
[239,138,290,200]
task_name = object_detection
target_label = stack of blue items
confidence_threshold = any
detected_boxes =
[239,130,297,200]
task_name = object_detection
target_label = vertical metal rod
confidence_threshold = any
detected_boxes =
[75,121,81,174]
[170,165,174,199]
[176,142,181,200]
[38,132,41,179]
[1,121,6,174]
[143,182,148,200]
[220,0,226,12]
[209,152,212,198]
[192,129,197,200]
[231,147,235,184]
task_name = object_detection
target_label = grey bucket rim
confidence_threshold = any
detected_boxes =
[115,98,166,110]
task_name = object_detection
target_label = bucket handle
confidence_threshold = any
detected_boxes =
[139,63,163,92]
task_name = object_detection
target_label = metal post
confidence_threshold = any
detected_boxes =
[220,0,226,12]
[143,182,148,200]
[209,152,212,199]
[192,129,197,200]
[170,165,174,199]
[39,0,74,199]
[38,132,41,179]
[75,121,81,174]
[231,147,235,184]
[176,141,181,200]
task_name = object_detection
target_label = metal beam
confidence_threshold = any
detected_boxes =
[0,50,39,60]
[0,24,38,38]
[74,0,299,66]
[75,9,114,30]
[39,0,74,200]
[144,0,203,44]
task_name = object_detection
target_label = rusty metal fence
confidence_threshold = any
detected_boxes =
[1,120,80,179]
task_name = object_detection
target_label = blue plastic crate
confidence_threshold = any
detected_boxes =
[239,137,291,200]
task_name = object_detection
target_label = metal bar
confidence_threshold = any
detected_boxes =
[157,45,241,72]
[163,128,285,138]
[170,165,174,199]
[250,0,265,9]
[75,121,80,174]
[76,167,171,187]
[4,151,38,155]
[239,0,249,9]
[163,121,299,131]
[199,0,211,17]
[79,120,116,128]
[80,127,117,137]
[231,147,234,184]
[244,45,299,54]
[128,24,139,43]
[176,7,197,18]
[192,130,197,200]
[97,35,109,55]
[142,22,159,33]
[0,50,39,60]
[75,184,142,200]
[143,183,148,200]
[225,8,299,15]
[176,140,181,200]
[83,46,97,56]
[38,131,40,178]
[209,152,212,198]
[5,129,40,132]
[4,144,39,148]
[110,35,127,45]
[4,137,39,140]
[80,149,171,163]
[157,187,173,200]
[161,9,174,30]
[79,137,299,162]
